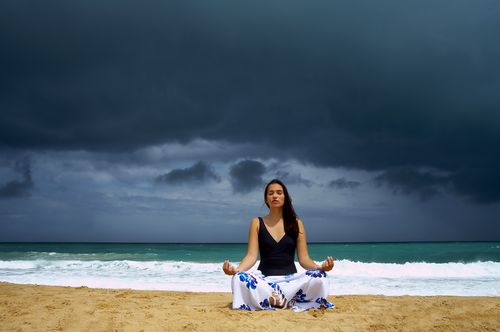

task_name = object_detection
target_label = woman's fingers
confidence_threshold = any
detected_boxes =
[322,256,334,271]
[223,260,237,275]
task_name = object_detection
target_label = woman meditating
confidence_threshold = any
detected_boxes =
[222,179,335,311]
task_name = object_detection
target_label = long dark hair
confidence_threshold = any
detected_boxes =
[264,179,299,240]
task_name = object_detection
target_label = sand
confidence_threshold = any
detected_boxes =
[1,282,499,331]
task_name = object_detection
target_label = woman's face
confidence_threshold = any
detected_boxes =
[266,183,285,208]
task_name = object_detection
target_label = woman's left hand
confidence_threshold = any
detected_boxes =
[320,256,334,272]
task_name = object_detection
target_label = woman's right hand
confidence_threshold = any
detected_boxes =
[222,260,238,275]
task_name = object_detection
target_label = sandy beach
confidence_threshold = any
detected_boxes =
[0,282,499,331]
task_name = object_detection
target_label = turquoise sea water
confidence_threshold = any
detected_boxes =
[1,242,499,295]
[1,242,499,263]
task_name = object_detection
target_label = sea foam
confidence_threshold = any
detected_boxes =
[1,259,499,296]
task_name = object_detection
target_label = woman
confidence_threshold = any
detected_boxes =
[222,179,335,311]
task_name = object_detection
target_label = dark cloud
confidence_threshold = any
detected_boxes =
[262,161,315,188]
[328,178,361,190]
[0,156,34,198]
[273,170,312,187]
[374,168,451,201]
[156,161,220,185]
[1,1,499,202]
[451,167,500,204]
[229,160,266,193]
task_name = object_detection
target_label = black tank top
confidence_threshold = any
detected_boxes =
[257,217,297,276]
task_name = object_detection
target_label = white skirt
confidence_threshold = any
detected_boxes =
[231,270,334,312]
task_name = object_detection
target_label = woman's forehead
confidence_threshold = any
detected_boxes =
[267,183,283,191]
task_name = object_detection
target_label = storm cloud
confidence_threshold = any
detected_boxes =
[329,178,361,190]
[156,161,220,185]
[374,168,450,201]
[229,160,266,193]
[0,157,34,199]
[1,1,499,241]
[1,0,499,203]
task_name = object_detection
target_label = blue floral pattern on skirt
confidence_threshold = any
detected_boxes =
[239,304,251,311]
[232,270,334,312]
[238,272,258,289]
[294,289,309,303]
[305,269,327,278]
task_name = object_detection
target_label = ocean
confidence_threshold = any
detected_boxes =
[1,242,499,296]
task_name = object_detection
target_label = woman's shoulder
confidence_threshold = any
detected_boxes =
[250,217,261,228]
[296,218,305,229]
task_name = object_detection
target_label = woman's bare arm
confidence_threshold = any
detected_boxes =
[223,218,259,275]
[296,219,334,271]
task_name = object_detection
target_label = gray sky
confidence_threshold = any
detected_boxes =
[1,0,499,242]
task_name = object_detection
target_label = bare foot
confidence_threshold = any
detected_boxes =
[269,291,286,308]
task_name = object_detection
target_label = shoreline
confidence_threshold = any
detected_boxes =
[2,282,500,331]
[3,280,500,297]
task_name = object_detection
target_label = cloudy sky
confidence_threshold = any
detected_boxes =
[1,0,499,242]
